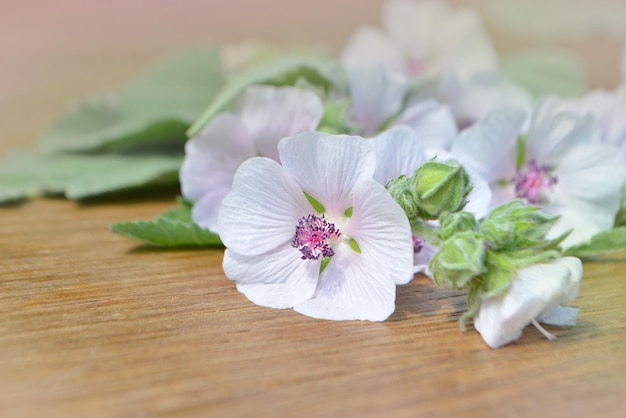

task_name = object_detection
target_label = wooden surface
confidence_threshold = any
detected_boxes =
[1,1,626,417]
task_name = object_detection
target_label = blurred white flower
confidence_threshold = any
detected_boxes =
[452,100,626,247]
[180,85,323,232]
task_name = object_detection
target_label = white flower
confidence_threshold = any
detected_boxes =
[474,256,582,349]
[452,99,626,247]
[368,125,492,274]
[180,85,323,232]
[345,64,458,147]
[341,0,497,80]
[218,132,414,321]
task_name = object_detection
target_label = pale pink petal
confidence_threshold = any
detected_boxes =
[369,125,427,185]
[347,66,407,136]
[452,107,525,183]
[538,306,579,326]
[218,157,311,256]
[526,97,602,165]
[191,186,230,232]
[278,132,376,216]
[394,99,458,149]
[180,114,254,202]
[235,85,324,161]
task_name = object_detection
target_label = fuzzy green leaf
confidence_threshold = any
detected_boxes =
[564,227,626,259]
[39,47,225,153]
[501,48,587,98]
[0,151,181,201]
[187,55,344,136]
[110,200,222,247]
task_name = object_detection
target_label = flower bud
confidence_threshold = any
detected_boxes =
[429,230,486,289]
[439,211,479,241]
[412,160,472,220]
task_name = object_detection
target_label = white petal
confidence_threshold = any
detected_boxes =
[341,25,404,70]
[526,97,602,165]
[545,195,619,247]
[452,107,525,183]
[346,180,414,285]
[235,85,324,161]
[223,245,319,285]
[394,99,458,149]
[538,306,579,327]
[474,256,582,349]
[462,167,493,219]
[556,143,626,201]
[278,132,376,216]
[180,114,254,202]
[369,125,428,185]
[347,66,407,136]
[218,157,311,256]
[294,245,396,321]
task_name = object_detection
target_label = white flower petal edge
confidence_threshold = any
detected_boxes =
[394,99,458,149]
[234,85,324,161]
[473,257,582,349]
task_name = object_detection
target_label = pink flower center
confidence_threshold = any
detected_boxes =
[406,57,425,76]
[291,214,341,260]
[412,235,424,254]
[512,160,557,204]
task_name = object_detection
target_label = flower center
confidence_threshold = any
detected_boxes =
[412,235,424,254]
[406,57,425,76]
[512,160,557,204]
[291,214,341,260]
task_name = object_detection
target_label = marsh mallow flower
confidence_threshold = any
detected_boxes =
[474,256,582,349]
[218,132,414,321]
[180,85,324,232]
[452,99,626,247]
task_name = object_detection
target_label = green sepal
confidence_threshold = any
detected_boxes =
[564,227,626,259]
[344,207,353,218]
[349,238,362,254]
[304,192,326,213]
[320,257,332,274]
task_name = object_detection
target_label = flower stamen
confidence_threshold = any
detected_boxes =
[512,160,557,204]
[291,214,341,260]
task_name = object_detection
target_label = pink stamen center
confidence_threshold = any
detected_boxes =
[512,160,557,204]
[406,57,425,76]
[291,214,341,260]
[412,235,424,254]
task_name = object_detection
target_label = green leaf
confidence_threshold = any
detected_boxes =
[110,200,222,247]
[0,151,181,201]
[501,48,587,98]
[564,227,626,259]
[39,47,226,152]
[187,55,344,136]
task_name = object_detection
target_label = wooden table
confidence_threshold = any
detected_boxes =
[2,1,625,416]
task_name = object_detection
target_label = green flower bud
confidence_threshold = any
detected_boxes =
[480,200,558,249]
[429,230,486,290]
[387,174,421,219]
[439,211,479,241]
[412,160,472,220]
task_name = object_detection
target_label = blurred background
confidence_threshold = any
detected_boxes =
[1,0,625,155]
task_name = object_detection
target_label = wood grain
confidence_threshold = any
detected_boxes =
[1,1,625,417]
